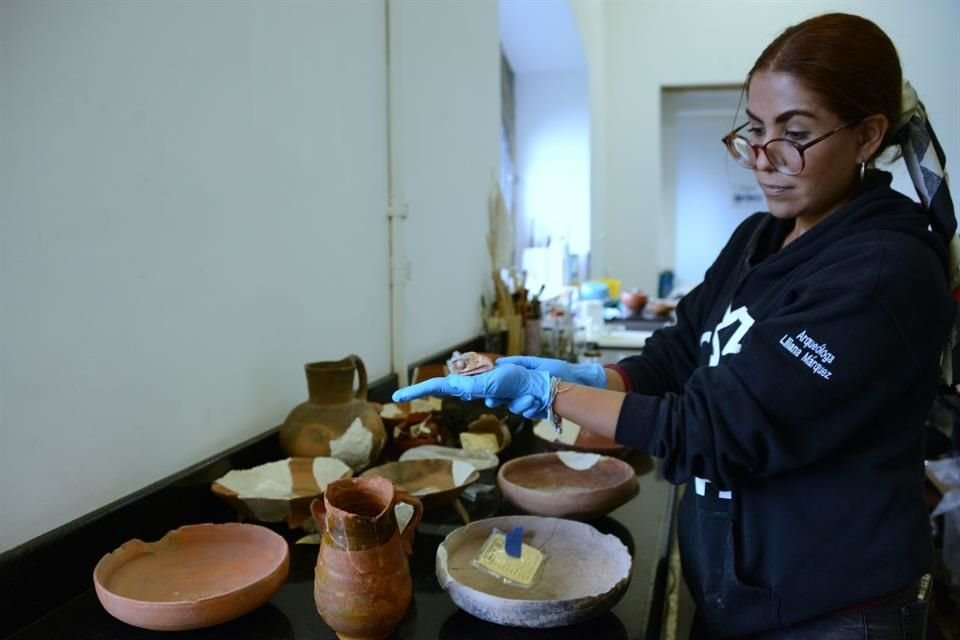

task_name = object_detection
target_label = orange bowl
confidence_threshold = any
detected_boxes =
[93,523,289,631]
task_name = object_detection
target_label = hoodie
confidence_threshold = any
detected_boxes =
[612,172,954,636]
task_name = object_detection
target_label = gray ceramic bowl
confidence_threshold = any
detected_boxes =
[436,515,632,628]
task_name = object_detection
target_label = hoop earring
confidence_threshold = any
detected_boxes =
[859,162,866,181]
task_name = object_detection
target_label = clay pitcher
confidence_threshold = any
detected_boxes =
[311,477,423,640]
[279,355,386,471]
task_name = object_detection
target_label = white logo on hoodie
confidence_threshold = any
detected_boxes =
[703,305,755,367]
[695,305,755,501]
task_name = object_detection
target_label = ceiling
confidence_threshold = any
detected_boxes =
[499,0,586,73]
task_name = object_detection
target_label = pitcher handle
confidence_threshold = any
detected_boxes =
[394,492,423,556]
[310,497,327,535]
[348,354,368,401]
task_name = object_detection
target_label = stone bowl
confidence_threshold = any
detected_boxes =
[93,523,289,631]
[497,452,638,520]
[361,459,479,511]
[211,457,352,528]
[436,515,632,628]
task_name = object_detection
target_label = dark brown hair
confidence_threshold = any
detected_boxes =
[749,13,902,159]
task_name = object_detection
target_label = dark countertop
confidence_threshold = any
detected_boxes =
[8,433,676,640]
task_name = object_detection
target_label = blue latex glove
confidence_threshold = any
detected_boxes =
[392,363,552,419]
[495,356,607,388]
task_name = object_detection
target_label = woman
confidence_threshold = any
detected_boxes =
[394,13,955,639]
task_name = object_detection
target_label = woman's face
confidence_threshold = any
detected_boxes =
[745,71,862,228]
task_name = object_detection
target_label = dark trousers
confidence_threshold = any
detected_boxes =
[690,585,929,640]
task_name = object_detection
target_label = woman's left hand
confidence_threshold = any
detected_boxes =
[392,363,552,418]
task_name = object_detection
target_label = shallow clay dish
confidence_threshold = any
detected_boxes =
[211,457,352,528]
[361,459,479,510]
[498,452,638,520]
[399,445,500,472]
[93,523,289,631]
[533,417,628,457]
[437,515,631,628]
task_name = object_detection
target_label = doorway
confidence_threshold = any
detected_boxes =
[662,87,759,289]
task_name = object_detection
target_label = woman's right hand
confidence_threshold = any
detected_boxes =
[496,355,607,388]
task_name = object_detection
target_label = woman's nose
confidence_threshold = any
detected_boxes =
[754,145,775,172]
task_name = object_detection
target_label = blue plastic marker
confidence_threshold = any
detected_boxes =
[505,526,523,558]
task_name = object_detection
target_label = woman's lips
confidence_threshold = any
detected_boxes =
[760,183,793,197]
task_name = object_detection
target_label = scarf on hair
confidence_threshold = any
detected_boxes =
[898,81,960,382]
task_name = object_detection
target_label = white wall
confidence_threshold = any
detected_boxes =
[572,0,960,293]
[392,0,500,362]
[567,0,608,278]
[514,70,590,282]
[0,0,499,553]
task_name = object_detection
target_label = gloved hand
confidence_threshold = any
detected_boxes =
[392,363,553,419]
[496,355,607,388]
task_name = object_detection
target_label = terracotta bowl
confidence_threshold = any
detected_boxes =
[400,444,501,485]
[211,457,352,528]
[93,523,289,631]
[497,452,638,520]
[400,444,499,469]
[437,515,632,628]
[532,418,628,457]
[361,459,479,511]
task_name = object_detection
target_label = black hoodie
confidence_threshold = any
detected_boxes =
[613,171,954,636]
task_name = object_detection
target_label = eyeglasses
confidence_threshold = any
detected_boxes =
[721,120,859,176]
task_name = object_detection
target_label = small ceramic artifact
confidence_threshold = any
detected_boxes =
[312,477,423,640]
[446,351,494,376]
